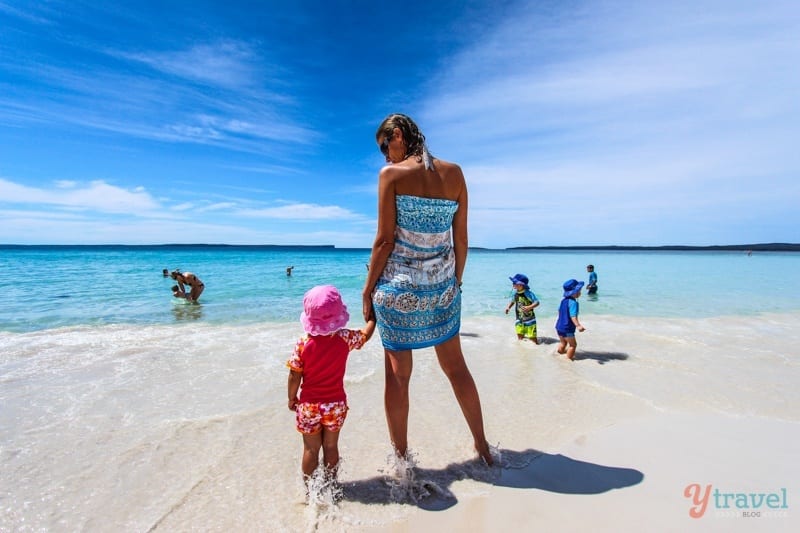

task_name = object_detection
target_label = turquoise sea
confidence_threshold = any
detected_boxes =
[2,245,800,531]
[1,245,798,332]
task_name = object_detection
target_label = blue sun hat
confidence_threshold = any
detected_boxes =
[563,279,585,297]
[509,273,530,289]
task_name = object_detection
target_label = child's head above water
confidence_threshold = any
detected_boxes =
[300,285,350,336]
[509,273,530,291]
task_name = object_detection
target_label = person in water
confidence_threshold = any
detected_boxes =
[170,270,204,302]
[504,273,540,343]
[586,264,598,295]
[555,279,586,361]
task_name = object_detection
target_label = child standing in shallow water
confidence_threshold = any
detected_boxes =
[287,285,376,488]
[555,279,586,360]
[504,273,540,343]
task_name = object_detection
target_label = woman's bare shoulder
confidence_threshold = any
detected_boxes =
[433,158,463,177]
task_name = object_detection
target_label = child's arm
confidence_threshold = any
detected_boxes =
[287,370,301,411]
[571,316,586,332]
[362,318,377,342]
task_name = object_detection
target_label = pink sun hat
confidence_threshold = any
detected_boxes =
[300,285,350,336]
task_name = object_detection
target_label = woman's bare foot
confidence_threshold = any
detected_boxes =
[476,441,494,466]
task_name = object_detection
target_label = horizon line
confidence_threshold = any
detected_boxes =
[1,242,799,252]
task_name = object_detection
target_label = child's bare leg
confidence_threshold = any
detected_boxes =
[566,337,578,360]
[301,433,323,478]
[557,336,567,354]
[321,429,342,476]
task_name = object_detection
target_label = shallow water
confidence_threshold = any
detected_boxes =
[1,246,799,332]
[2,246,799,530]
[2,311,798,531]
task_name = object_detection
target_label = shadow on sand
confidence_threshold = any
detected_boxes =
[341,448,643,511]
[573,351,629,364]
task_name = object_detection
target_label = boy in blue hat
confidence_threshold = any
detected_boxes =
[555,279,586,360]
[504,273,540,343]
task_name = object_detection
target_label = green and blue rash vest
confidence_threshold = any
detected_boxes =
[510,289,539,325]
[555,297,579,334]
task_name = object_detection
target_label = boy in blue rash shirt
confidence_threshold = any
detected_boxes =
[556,279,586,360]
[504,273,540,343]
[586,264,598,295]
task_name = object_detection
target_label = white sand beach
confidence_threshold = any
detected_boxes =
[350,312,800,533]
[2,312,799,531]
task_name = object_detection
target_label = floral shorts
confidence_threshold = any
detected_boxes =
[295,401,348,435]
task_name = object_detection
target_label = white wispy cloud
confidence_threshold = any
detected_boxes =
[1,36,314,151]
[417,0,800,245]
[237,202,365,220]
[0,178,160,214]
[198,202,238,212]
[114,40,265,89]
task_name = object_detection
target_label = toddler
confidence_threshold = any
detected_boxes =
[555,279,586,360]
[504,273,540,343]
[287,285,376,488]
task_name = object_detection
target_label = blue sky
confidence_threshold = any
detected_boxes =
[1,0,798,248]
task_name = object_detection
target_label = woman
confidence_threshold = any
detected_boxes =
[171,270,205,302]
[362,113,492,465]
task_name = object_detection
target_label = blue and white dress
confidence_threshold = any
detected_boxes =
[372,195,461,350]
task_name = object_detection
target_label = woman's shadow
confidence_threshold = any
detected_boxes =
[341,448,643,511]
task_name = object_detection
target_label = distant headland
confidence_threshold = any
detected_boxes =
[1,243,798,252]
[504,243,800,252]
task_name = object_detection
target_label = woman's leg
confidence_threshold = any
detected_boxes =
[434,335,493,465]
[384,348,412,457]
[190,284,204,301]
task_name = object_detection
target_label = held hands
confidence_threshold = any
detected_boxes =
[362,293,375,322]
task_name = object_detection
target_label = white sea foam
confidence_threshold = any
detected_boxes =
[1,313,799,531]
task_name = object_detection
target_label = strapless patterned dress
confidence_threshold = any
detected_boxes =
[372,195,461,350]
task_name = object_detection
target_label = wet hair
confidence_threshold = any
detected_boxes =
[170,270,181,279]
[375,113,434,170]
[171,284,180,292]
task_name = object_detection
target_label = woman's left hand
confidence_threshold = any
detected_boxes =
[362,292,374,322]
